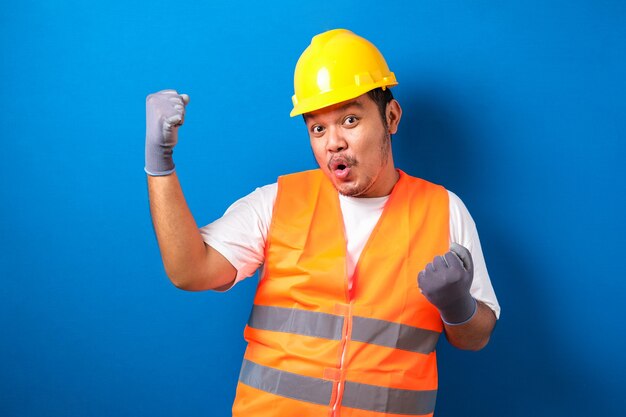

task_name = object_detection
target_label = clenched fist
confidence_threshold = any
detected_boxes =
[418,243,477,325]
[145,89,190,176]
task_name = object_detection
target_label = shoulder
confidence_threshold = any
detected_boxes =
[224,183,277,215]
[446,190,484,266]
[395,174,474,229]
[250,183,277,207]
[277,169,324,188]
[400,171,449,197]
[232,169,323,214]
[447,190,476,226]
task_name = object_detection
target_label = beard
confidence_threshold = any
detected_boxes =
[333,132,392,197]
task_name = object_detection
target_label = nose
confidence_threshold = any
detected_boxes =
[326,127,347,153]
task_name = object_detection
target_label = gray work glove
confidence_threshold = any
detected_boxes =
[418,242,478,325]
[145,89,190,176]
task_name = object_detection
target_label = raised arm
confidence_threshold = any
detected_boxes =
[418,243,496,350]
[145,90,236,291]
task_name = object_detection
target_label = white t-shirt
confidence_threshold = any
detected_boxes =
[200,183,500,319]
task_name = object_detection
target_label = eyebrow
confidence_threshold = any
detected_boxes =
[336,100,364,111]
[303,100,364,122]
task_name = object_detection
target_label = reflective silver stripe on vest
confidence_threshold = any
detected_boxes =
[239,359,437,415]
[248,305,344,340]
[239,359,332,406]
[343,380,437,415]
[352,316,440,354]
[248,304,439,353]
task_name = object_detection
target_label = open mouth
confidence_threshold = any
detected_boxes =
[329,156,355,179]
[329,158,349,172]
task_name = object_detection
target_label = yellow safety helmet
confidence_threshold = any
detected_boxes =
[290,29,398,117]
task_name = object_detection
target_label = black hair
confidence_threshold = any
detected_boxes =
[366,87,395,129]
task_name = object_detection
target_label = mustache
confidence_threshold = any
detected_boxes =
[328,154,358,170]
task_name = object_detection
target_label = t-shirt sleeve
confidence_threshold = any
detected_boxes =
[199,183,277,290]
[448,191,501,319]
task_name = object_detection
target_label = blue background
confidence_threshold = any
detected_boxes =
[2,1,625,416]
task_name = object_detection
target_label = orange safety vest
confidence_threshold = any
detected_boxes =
[232,169,449,417]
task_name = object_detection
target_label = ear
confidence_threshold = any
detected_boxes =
[385,99,402,135]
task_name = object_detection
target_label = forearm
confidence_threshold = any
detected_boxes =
[443,301,496,351]
[147,173,231,290]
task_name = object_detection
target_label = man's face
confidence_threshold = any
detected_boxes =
[304,93,402,198]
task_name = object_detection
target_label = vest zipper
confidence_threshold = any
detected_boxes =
[331,192,358,416]
[331,262,355,416]
[330,302,352,417]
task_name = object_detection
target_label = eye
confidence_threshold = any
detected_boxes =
[343,115,359,126]
[311,125,325,135]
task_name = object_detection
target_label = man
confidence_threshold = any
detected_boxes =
[146,29,499,417]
